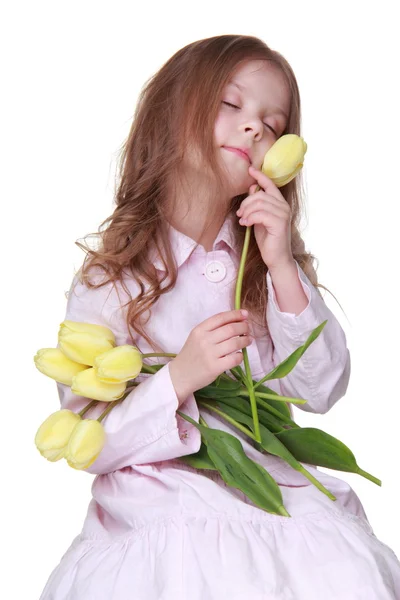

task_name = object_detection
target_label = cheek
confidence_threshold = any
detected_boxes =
[214,114,229,143]
[256,141,276,166]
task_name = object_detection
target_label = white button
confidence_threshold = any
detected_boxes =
[204,260,227,282]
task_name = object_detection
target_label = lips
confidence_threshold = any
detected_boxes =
[223,147,251,164]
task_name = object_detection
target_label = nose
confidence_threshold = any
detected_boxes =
[241,119,263,141]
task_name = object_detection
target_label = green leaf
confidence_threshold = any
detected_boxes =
[276,427,382,486]
[214,395,286,434]
[177,410,290,517]
[179,442,217,470]
[215,374,224,387]
[218,369,294,422]
[211,402,336,501]
[195,378,243,399]
[255,395,298,426]
[253,380,292,420]
[140,363,164,374]
[254,321,327,388]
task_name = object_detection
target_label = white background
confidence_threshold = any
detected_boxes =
[2,1,399,597]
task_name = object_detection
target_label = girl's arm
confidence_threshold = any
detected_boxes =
[266,260,351,415]
[55,270,201,475]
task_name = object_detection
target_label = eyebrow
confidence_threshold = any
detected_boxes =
[229,81,289,120]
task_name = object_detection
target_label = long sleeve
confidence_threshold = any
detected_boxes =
[266,260,351,415]
[56,271,201,475]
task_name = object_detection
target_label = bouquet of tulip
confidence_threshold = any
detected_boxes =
[34,135,381,516]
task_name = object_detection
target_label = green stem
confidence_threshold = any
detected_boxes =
[253,377,269,390]
[241,348,261,442]
[78,381,141,421]
[229,366,247,385]
[255,396,299,427]
[124,383,140,394]
[358,468,382,486]
[124,360,169,383]
[140,364,158,375]
[78,400,98,418]
[234,209,262,444]
[199,415,209,427]
[199,400,257,441]
[124,354,178,381]
[239,389,306,405]
[97,397,125,423]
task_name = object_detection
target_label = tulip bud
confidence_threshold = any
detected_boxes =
[65,419,106,470]
[94,345,143,383]
[71,367,127,402]
[261,134,307,188]
[33,348,90,386]
[58,320,116,366]
[34,409,81,462]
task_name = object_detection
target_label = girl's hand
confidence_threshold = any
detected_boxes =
[236,165,294,271]
[169,309,253,405]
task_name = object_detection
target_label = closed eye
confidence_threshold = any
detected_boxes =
[222,101,240,109]
[222,101,277,136]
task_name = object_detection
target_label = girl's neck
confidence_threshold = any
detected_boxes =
[167,209,226,253]
[165,172,230,252]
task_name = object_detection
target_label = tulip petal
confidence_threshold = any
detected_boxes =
[34,348,89,385]
[94,345,143,383]
[71,367,127,401]
[261,134,307,188]
[59,320,115,342]
[66,419,106,470]
[34,409,81,462]
[40,447,67,462]
[272,163,303,188]
[58,332,115,366]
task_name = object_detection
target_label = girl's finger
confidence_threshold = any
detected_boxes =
[240,207,282,226]
[249,165,274,189]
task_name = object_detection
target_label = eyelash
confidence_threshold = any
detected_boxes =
[222,101,278,136]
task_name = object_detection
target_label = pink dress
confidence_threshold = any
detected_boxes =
[39,213,400,599]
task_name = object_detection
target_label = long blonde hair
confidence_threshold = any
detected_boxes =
[74,34,337,353]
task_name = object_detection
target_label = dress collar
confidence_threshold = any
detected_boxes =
[149,212,240,271]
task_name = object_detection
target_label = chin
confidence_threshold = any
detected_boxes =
[230,174,253,196]
[220,157,253,194]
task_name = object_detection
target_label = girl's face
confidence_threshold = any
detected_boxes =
[214,59,291,195]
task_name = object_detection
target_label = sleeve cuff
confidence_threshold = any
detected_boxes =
[266,260,324,333]
[126,362,202,465]
[265,260,351,414]
[74,362,201,474]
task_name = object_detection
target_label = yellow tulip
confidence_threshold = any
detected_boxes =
[94,345,143,383]
[261,134,307,188]
[65,419,106,470]
[33,347,90,386]
[71,367,127,401]
[58,320,116,366]
[34,409,81,462]
[60,320,115,342]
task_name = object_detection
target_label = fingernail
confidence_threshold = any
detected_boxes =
[241,309,249,317]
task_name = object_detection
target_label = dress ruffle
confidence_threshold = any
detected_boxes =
[40,465,400,600]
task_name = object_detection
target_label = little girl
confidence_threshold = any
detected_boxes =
[39,35,400,599]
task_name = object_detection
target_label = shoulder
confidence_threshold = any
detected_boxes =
[68,266,117,306]
[69,264,141,300]
[65,265,142,336]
